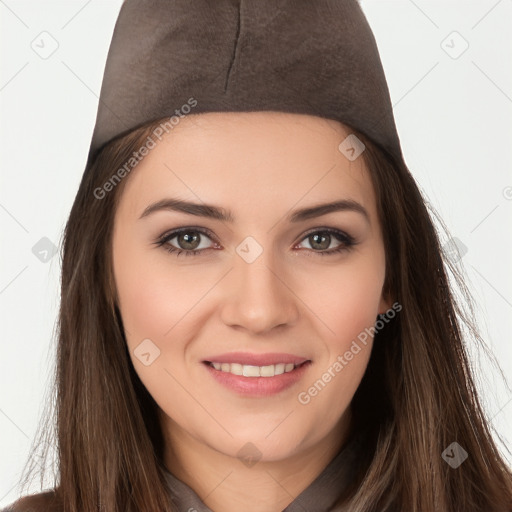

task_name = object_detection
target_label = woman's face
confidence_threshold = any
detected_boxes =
[112,112,390,462]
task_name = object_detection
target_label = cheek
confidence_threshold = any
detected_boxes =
[113,240,205,422]
[292,254,384,427]
[113,235,204,342]
[114,253,168,340]
[299,251,385,346]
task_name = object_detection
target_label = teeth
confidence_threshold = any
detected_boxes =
[210,362,299,377]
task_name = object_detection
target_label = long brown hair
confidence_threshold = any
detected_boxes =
[7,116,512,512]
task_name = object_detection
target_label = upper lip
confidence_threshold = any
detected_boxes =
[203,352,310,367]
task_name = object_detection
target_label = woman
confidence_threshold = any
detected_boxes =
[4,1,512,511]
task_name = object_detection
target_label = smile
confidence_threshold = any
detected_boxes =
[202,360,312,396]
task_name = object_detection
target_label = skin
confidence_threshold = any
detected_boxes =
[112,111,391,512]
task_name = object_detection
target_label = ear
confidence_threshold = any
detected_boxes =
[377,290,393,315]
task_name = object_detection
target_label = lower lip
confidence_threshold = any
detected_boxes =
[202,361,312,397]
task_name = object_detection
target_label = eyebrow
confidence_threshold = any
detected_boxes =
[139,197,370,224]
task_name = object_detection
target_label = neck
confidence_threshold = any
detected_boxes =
[160,407,354,512]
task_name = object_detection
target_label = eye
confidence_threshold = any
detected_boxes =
[154,227,219,257]
[295,228,357,256]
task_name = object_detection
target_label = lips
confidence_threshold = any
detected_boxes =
[203,358,312,396]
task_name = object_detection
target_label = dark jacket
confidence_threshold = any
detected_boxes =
[1,490,62,512]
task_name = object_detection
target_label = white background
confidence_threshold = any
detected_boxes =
[1,0,511,506]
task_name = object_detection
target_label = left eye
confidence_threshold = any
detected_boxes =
[154,227,356,257]
[296,229,356,254]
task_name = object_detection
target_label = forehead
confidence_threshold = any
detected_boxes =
[117,111,378,225]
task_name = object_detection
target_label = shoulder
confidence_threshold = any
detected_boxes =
[1,490,62,512]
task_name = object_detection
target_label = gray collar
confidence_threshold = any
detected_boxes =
[162,429,367,512]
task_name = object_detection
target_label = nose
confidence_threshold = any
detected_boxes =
[219,248,300,335]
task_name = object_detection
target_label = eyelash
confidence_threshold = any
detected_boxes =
[154,226,357,258]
